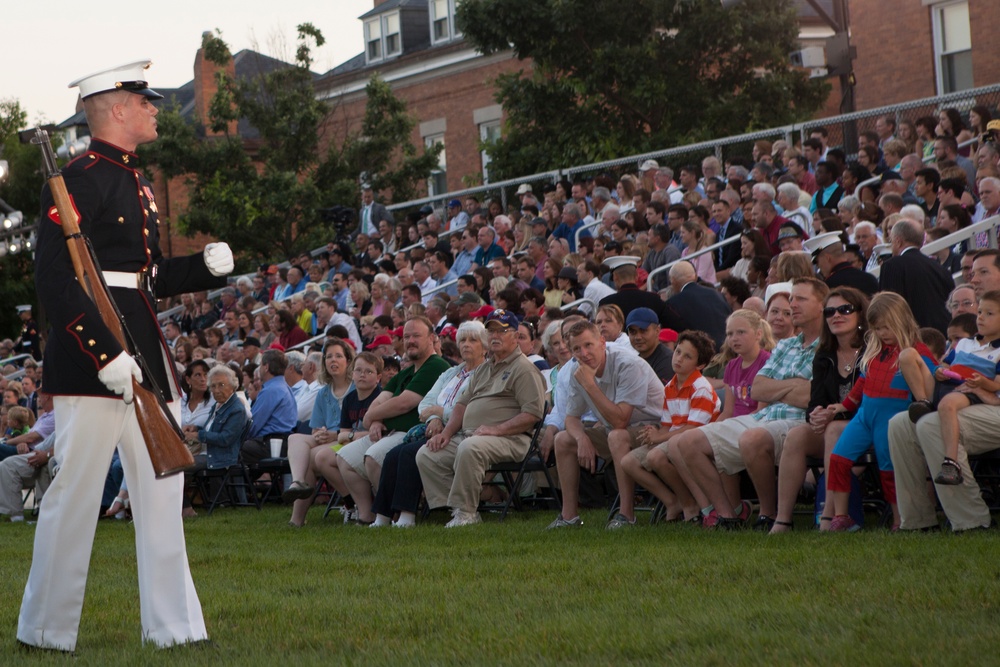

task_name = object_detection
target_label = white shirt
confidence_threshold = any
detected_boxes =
[296,380,323,423]
[582,279,616,315]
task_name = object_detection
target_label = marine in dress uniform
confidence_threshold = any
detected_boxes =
[15,304,41,361]
[17,60,234,653]
[805,232,879,297]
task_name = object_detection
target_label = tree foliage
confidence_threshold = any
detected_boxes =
[0,99,44,340]
[457,0,830,179]
[143,26,441,264]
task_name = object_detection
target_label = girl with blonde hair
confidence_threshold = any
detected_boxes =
[821,292,936,531]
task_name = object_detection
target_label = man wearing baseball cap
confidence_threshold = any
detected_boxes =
[416,309,546,527]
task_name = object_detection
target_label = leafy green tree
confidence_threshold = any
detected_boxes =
[457,0,830,179]
[0,99,44,341]
[144,26,441,264]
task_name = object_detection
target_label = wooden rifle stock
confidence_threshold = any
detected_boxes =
[35,129,194,477]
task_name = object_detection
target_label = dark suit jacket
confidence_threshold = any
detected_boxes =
[356,202,394,237]
[826,262,878,296]
[878,247,954,333]
[715,217,744,272]
[663,282,732,349]
[599,285,670,327]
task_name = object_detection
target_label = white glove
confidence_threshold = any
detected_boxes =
[204,242,234,277]
[97,352,143,403]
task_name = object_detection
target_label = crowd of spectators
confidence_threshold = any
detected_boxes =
[5,105,1000,532]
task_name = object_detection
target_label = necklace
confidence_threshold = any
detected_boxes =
[838,348,858,373]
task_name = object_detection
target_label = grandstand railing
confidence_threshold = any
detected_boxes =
[156,83,1000,324]
[383,82,1000,219]
[1,354,33,381]
[645,235,740,292]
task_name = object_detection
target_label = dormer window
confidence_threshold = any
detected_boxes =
[430,0,461,45]
[365,11,402,64]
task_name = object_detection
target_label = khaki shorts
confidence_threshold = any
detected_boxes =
[336,431,407,480]
[581,424,651,459]
[701,415,802,475]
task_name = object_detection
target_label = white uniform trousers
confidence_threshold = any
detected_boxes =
[17,395,207,651]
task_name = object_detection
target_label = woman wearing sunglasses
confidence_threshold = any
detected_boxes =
[770,287,870,532]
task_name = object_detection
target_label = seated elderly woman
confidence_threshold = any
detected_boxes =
[181,365,250,515]
[370,321,488,527]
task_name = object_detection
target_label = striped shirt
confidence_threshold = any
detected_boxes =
[662,370,721,430]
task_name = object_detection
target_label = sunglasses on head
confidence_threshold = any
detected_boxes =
[823,304,857,318]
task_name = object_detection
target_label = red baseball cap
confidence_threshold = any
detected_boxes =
[366,335,394,350]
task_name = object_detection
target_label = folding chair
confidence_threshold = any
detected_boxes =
[967,448,1000,511]
[248,433,292,504]
[190,420,261,515]
[480,414,560,521]
[805,449,891,528]
[606,490,666,526]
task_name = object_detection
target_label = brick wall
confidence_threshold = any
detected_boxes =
[319,54,525,195]
[970,0,1000,88]
[849,1,936,110]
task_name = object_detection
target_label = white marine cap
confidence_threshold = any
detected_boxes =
[16,304,31,313]
[69,60,163,100]
[602,255,642,272]
[803,231,844,258]
[872,243,893,258]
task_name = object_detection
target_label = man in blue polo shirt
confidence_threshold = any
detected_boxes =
[473,226,505,268]
[241,349,298,465]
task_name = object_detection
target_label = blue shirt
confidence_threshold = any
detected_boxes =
[309,383,351,430]
[473,243,505,267]
[250,376,298,438]
[452,249,475,278]
[332,286,350,312]
[197,393,249,469]
[551,220,591,252]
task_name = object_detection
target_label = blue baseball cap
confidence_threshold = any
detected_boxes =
[484,309,519,329]
[625,307,659,330]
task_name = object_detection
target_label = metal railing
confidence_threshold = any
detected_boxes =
[153,83,1000,324]
[646,235,741,291]
[384,82,1000,216]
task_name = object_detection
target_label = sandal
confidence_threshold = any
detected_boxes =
[105,496,129,519]
[281,480,314,503]
[934,457,963,486]
[769,520,794,534]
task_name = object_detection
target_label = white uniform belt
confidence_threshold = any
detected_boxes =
[102,271,144,290]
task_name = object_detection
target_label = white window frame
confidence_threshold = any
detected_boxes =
[430,0,462,45]
[365,11,402,65]
[425,133,447,196]
[930,0,973,95]
[479,121,501,184]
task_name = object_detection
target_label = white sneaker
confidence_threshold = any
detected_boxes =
[391,520,414,528]
[444,510,482,528]
[9,514,24,523]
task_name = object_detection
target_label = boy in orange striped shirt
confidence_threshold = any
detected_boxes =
[611,331,721,528]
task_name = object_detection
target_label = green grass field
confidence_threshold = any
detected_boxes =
[1,505,997,665]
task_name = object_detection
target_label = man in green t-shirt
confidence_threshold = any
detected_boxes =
[322,316,450,524]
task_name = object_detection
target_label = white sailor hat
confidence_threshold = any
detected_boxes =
[69,60,163,100]
[764,282,793,305]
[15,304,31,313]
[602,255,642,272]
[803,231,843,258]
[873,243,893,258]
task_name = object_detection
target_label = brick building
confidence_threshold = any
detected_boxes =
[52,0,1000,259]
